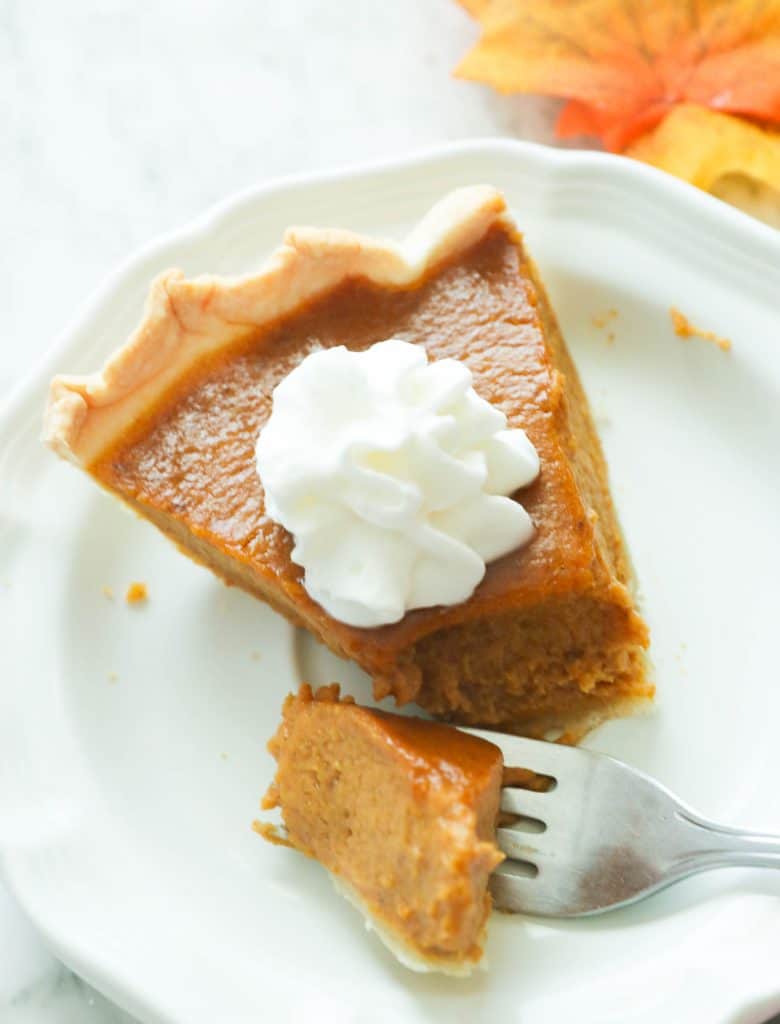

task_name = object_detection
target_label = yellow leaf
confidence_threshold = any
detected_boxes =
[458,0,491,14]
[626,104,780,225]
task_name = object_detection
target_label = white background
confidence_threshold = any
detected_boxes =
[1,1,567,1019]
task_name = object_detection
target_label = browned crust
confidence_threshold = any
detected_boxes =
[43,187,508,466]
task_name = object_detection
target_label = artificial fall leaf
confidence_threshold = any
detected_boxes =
[627,102,780,191]
[456,0,780,151]
[627,103,780,223]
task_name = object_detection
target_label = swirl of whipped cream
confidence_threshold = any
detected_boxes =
[255,339,540,628]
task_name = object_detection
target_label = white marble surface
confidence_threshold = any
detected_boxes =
[0,1,566,1019]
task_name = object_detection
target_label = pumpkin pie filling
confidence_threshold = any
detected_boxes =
[45,187,651,737]
[260,684,504,973]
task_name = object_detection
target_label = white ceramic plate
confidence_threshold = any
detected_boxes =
[3,140,780,1024]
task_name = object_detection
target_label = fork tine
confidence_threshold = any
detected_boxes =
[500,787,551,817]
[496,826,545,862]
[491,859,583,916]
[489,865,542,913]
[460,727,583,779]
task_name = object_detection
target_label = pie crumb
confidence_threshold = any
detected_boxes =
[670,307,731,351]
[102,586,114,601]
[592,308,618,329]
[125,582,148,604]
[250,650,262,661]
[108,672,119,683]
[252,820,292,847]
[220,752,228,761]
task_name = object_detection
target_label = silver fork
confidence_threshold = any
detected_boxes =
[464,728,780,916]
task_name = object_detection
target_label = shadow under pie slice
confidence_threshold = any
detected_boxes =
[258,684,504,975]
[44,185,651,739]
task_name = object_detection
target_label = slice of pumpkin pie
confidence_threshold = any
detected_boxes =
[259,684,504,974]
[44,186,650,738]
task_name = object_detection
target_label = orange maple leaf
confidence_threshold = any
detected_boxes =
[456,0,780,151]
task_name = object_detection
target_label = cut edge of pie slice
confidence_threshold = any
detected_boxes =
[258,684,504,976]
[43,186,505,466]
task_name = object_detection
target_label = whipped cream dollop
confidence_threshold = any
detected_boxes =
[255,339,540,628]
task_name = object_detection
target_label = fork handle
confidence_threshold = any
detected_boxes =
[679,810,780,870]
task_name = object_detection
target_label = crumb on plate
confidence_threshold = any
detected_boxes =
[102,585,114,601]
[670,307,731,351]
[125,581,148,604]
[592,308,618,329]
[252,820,292,847]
